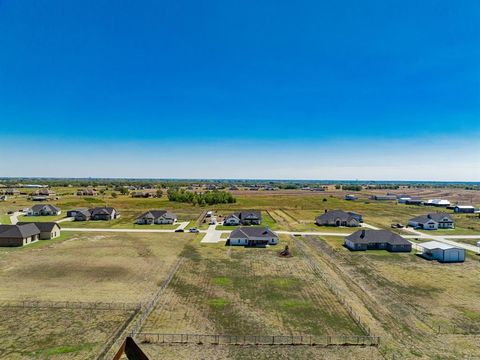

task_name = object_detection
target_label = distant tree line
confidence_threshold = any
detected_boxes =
[167,189,236,206]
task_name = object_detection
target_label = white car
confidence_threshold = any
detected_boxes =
[189,228,200,233]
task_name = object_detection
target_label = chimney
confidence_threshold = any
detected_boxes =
[325,209,328,213]
[360,230,366,239]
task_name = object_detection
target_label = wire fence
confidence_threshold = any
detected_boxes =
[0,300,141,311]
[135,332,380,346]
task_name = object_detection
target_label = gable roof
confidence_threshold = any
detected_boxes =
[409,213,453,223]
[17,222,60,232]
[236,210,261,220]
[316,210,360,223]
[230,226,277,239]
[89,207,116,216]
[345,229,410,246]
[30,204,60,213]
[0,223,40,238]
[137,210,176,219]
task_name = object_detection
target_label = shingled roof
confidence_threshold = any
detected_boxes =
[0,224,40,238]
[17,222,60,232]
[316,210,359,223]
[409,213,453,223]
[30,204,61,213]
[230,226,277,239]
[136,210,176,219]
[345,229,410,246]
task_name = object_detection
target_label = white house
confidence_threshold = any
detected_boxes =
[417,241,465,263]
[228,227,278,247]
[408,213,454,230]
[223,211,262,226]
[27,204,61,216]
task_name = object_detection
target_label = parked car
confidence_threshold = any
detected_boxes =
[391,223,404,228]
[7,211,13,214]
[174,229,184,233]
[189,228,200,233]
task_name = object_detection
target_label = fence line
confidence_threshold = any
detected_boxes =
[294,238,375,338]
[0,300,141,311]
[135,332,380,347]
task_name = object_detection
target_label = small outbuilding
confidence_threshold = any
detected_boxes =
[453,205,475,214]
[417,241,465,263]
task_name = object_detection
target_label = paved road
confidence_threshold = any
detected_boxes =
[200,225,224,243]
[9,211,23,225]
[175,221,190,230]
[57,217,74,223]
[402,227,480,253]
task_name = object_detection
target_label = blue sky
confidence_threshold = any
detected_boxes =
[0,0,479,180]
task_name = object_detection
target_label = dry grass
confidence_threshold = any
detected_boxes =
[0,232,195,303]
[0,307,132,359]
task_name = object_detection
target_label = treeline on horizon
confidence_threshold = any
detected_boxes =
[0,178,478,190]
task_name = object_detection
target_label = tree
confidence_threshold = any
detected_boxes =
[156,189,163,198]
[111,192,118,198]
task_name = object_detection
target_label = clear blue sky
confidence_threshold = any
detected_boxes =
[1,0,479,180]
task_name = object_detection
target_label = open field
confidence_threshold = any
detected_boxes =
[306,235,480,358]
[0,307,132,359]
[143,236,364,337]
[0,231,194,303]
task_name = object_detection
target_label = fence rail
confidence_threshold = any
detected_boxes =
[135,332,380,346]
[0,300,141,311]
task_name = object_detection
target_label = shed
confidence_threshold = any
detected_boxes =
[417,241,465,263]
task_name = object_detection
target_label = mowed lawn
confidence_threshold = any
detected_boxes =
[143,236,364,336]
[0,307,132,359]
[0,231,195,303]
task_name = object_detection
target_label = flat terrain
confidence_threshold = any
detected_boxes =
[0,232,194,303]
[143,236,364,336]
[0,307,132,359]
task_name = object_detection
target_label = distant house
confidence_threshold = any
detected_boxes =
[405,199,423,206]
[76,188,97,196]
[408,213,454,230]
[27,204,61,216]
[370,195,397,201]
[17,222,61,239]
[453,205,475,214]
[32,189,56,197]
[0,195,7,201]
[223,210,262,226]
[67,209,88,217]
[228,227,278,247]
[425,199,451,207]
[417,241,465,263]
[344,194,358,201]
[315,210,362,227]
[0,223,40,247]
[229,185,239,190]
[397,196,411,204]
[136,210,177,225]
[74,207,118,221]
[3,189,19,196]
[131,191,154,198]
[344,229,412,252]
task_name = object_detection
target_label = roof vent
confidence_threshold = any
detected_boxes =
[325,209,328,213]
[360,230,366,239]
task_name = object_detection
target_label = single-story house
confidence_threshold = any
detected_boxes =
[0,223,40,247]
[17,222,61,239]
[32,189,56,197]
[27,204,61,216]
[397,197,411,204]
[74,209,92,221]
[315,210,362,227]
[223,210,262,226]
[67,209,88,217]
[408,213,454,230]
[76,207,118,221]
[131,191,155,198]
[3,189,19,196]
[344,194,358,201]
[453,205,475,214]
[136,210,177,224]
[425,199,451,207]
[344,229,412,252]
[417,241,465,263]
[370,195,397,201]
[405,199,423,206]
[76,188,97,196]
[0,195,7,201]
[227,226,278,247]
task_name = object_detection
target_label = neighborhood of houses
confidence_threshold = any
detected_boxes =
[0,192,477,264]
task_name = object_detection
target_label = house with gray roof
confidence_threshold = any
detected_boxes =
[75,207,118,221]
[228,226,278,247]
[136,210,177,225]
[27,204,61,216]
[17,222,61,239]
[344,229,411,252]
[0,223,41,247]
[223,210,262,226]
[315,210,362,227]
[408,213,454,230]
